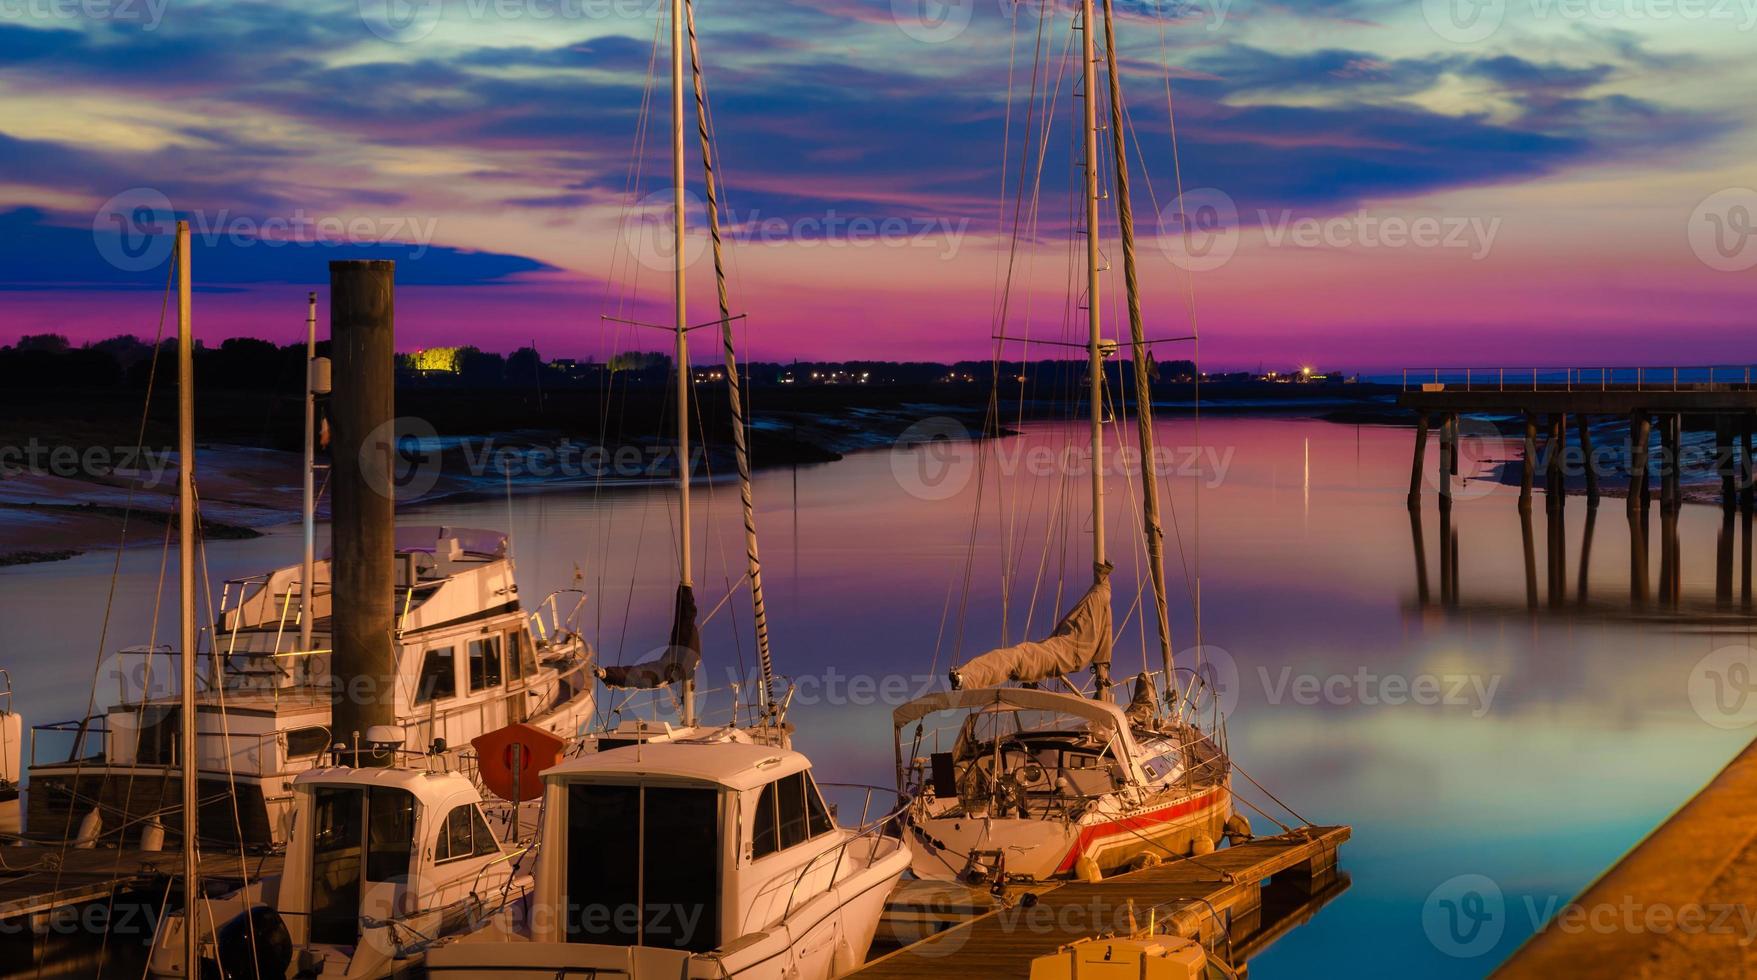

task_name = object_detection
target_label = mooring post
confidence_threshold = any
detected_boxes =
[1437,414,1454,509]
[1629,412,1651,513]
[1742,413,1754,513]
[1546,414,1567,511]
[1629,506,1650,605]
[1521,412,1537,511]
[1577,414,1599,507]
[1718,414,1736,512]
[1664,415,1683,512]
[329,259,398,768]
[1409,414,1430,511]
[1547,503,1567,609]
[1521,505,1539,609]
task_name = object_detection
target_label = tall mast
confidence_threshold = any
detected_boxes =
[1100,0,1174,700]
[300,291,318,659]
[1081,0,1111,697]
[685,0,777,719]
[672,0,697,727]
[175,219,199,980]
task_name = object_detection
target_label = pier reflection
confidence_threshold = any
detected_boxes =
[1408,502,1757,627]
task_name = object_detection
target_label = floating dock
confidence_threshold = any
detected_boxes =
[856,826,1350,978]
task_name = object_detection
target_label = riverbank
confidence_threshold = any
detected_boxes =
[0,381,1398,564]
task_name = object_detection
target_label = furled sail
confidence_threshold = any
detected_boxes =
[600,584,701,689]
[950,564,1113,690]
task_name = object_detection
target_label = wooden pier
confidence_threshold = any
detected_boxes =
[1495,736,1757,976]
[1399,367,1757,514]
[856,826,1350,978]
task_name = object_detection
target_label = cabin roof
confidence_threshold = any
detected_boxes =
[546,740,805,792]
[294,765,478,802]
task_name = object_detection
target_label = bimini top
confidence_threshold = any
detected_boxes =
[545,740,806,794]
[893,687,1144,775]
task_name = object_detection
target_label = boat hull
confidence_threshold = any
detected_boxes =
[906,784,1231,882]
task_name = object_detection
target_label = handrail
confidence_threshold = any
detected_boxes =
[778,792,909,922]
[1401,364,1757,393]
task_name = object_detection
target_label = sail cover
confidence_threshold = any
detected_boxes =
[952,564,1113,690]
[601,584,702,689]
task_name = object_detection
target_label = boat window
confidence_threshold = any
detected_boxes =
[467,636,503,692]
[752,781,779,859]
[804,774,835,837]
[415,647,457,704]
[507,630,536,681]
[777,773,809,850]
[310,786,365,946]
[285,726,330,759]
[365,787,415,882]
[437,803,502,862]
[566,783,720,953]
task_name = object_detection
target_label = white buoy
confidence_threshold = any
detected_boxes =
[74,807,102,849]
[1225,814,1253,842]
[139,817,166,852]
[1191,834,1216,856]
[1076,855,1103,883]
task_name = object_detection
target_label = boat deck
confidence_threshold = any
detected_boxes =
[0,844,284,921]
[856,825,1350,978]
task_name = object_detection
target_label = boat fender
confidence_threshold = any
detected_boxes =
[139,818,166,852]
[1191,834,1216,856]
[1132,852,1163,872]
[1224,814,1253,842]
[74,807,101,849]
[215,905,293,980]
[832,938,859,975]
[1075,855,1103,883]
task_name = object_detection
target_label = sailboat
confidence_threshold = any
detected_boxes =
[893,0,1239,884]
[426,1,909,976]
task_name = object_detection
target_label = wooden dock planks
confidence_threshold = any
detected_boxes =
[855,826,1350,978]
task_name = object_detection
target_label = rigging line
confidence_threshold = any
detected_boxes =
[192,500,264,980]
[1155,9,1204,648]
[686,0,773,716]
[1101,0,1175,690]
[36,253,174,980]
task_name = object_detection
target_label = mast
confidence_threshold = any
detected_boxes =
[685,0,777,719]
[672,0,697,727]
[175,219,198,979]
[300,291,318,659]
[1081,0,1111,697]
[1100,0,1174,702]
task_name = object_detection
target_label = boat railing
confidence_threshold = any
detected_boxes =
[599,674,797,735]
[530,589,588,647]
[776,785,909,923]
[30,717,107,767]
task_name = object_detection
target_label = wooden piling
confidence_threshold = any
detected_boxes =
[1629,412,1651,513]
[1742,414,1754,512]
[1436,414,1454,509]
[1577,414,1599,506]
[1718,415,1736,511]
[1408,414,1429,511]
[1520,412,1537,511]
[1545,414,1566,511]
[329,260,399,767]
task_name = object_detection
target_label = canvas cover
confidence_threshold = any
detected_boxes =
[952,565,1113,690]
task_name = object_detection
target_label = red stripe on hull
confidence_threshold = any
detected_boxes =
[1054,787,1227,874]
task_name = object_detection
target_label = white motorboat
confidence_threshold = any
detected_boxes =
[426,739,910,980]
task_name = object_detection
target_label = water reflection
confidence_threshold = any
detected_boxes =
[1410,498,1757,627]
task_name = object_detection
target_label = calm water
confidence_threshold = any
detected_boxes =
[2,415,1751,978]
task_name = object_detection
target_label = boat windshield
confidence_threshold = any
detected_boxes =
[564,783,721,953]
